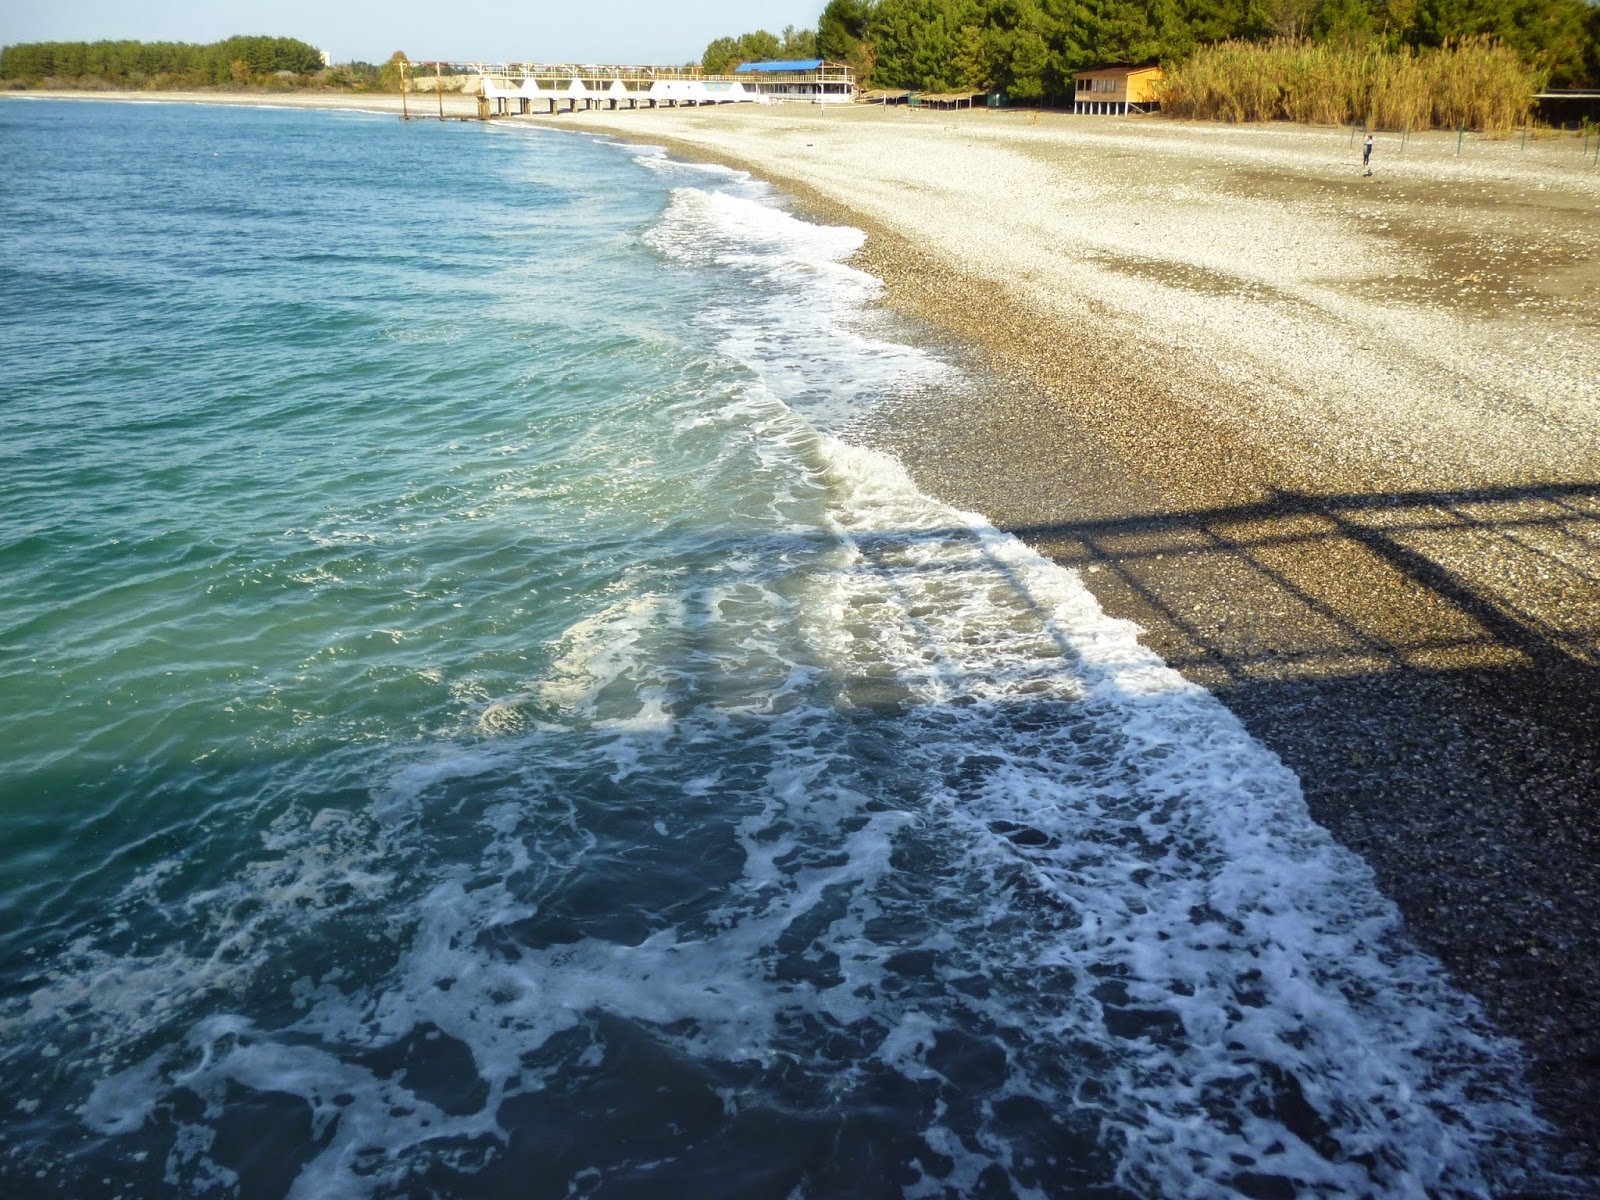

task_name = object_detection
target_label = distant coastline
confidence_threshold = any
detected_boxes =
[3,88,475,116]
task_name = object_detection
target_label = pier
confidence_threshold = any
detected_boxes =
[398,60,857,120]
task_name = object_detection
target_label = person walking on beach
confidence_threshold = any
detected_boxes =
[1363,133,1374,175]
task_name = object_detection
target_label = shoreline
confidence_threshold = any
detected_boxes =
[563,103,1600,1180]
[13,91,1600,1179]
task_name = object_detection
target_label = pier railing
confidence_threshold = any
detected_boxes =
[398,60,857,114]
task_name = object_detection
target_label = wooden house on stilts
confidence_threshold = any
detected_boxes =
[1072,65,1162,115]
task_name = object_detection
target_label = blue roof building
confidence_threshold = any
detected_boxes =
[730,60,855,103]
[733,59,825,73]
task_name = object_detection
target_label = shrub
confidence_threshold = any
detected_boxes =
[1157,37,1543,134]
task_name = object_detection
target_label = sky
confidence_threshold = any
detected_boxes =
[0,1,825,66]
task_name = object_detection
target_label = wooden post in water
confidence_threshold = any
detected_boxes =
[400,60,409,121]
[437,61,445,121]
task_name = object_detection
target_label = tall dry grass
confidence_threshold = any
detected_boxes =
[1157,38,1544,135]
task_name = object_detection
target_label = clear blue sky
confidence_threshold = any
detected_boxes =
[0,1,824,65]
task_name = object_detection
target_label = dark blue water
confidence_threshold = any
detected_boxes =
[0,98,1550,1198]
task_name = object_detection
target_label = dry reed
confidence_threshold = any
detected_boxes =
[1157,38,1544,135]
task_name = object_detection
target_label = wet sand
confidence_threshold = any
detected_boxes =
[13,90,1600,1179]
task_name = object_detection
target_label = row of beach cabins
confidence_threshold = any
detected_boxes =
[459,60,1165,117]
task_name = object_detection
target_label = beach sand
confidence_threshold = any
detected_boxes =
[14,90,1600,1176]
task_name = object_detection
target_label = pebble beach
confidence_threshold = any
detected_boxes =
[543,98,1600,1178]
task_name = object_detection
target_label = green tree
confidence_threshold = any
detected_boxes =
[701,29,784,72]
[1587,0,1600,84]
[1084,0,1163,62]
[781,24,822,56]
[954,21,997,85]
[378,50,408,91]
[1010,25,1052,95]
[1411,0,1592,83]
[702,36,742,72]
[870,0,994,88]
[820,0,877,74]
[0,34,321,86]
[1309,0,1376,40]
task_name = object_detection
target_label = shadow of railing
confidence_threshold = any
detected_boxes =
[981,479,1600,1169]
[998,481,1600,684]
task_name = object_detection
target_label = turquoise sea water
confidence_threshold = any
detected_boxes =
[0,99,1553,1197]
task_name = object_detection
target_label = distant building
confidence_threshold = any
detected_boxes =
[733,60,856,104]
[319,49,332,69]
[1072,65,1162,115]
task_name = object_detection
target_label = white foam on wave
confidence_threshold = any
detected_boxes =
[627,162,1546,1191]
[625,143,749,184]
[6,147,1555,1199]
[647,184,867,275]
[644,182,949,428]
[795,434,1544,1193]
[5,805,409,1118]
[379,748,512,818]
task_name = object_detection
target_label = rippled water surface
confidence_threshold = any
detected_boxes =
[0,99,1551,1198]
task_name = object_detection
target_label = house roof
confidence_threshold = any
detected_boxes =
[1074,64,1162,78]
[734,59,825,73]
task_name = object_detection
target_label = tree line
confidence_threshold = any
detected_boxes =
[707,0,1600,97]
[0,36,327,87]
[702,26,822,73]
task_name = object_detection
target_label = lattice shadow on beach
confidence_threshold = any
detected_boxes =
[1007,481,1600,685]
[997,478,1600,1178]
[686,475,1600,1176]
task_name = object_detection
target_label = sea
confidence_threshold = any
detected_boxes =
[0,98,1553,1198]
